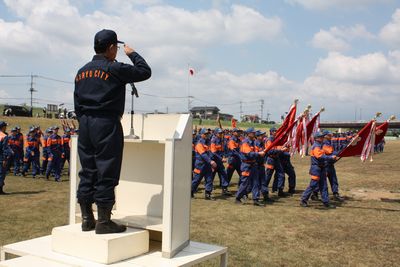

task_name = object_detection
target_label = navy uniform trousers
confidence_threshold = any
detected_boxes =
[77,114,124,208]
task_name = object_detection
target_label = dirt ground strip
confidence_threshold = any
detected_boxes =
[347,188,400,202]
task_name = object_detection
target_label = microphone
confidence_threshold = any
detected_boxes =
[130,83,139,97]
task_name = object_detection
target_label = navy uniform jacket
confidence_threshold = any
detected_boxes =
[74,52,151,118]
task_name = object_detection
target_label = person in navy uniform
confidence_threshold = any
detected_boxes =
[300,131,337,209]
[22,127,40,179]
[61,127,72,175]
[210,127,232,196]
[40,128,52,175]
[235,127,265,206]
[0,121,10,194]
[46,126,63,182]
[74,29,151,234]
[191,128,217,200]
[226,128,242,185]
[7,127,23,176]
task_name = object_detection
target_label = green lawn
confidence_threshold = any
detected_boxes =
[0,118,399,266]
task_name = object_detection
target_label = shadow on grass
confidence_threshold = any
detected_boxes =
[7,190,46,195]
[380,198,400,203]
[338,204,400,212]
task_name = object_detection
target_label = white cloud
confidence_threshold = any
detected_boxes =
[285,0,390,10]
[380,9,400,48]
[299,51,400,120]
[311,24,374,52]
[314,51,400,84]
[0,1,282,60]
[312,30,350,52]
[0,90,10,98]
[0,0,397,121]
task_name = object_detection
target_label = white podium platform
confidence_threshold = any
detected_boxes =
[0,236,228,267]
[52,224,149,264]
[69,114,193,258]
[0,255,77,267]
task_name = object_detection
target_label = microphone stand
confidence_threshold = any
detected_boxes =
[124,83,140,139]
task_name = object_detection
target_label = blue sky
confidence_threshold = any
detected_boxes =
[0,0,399,121]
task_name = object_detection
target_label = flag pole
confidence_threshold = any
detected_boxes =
[187,63,190,113]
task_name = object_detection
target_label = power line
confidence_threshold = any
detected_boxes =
[37,75,73,84]
[141,92,187,99]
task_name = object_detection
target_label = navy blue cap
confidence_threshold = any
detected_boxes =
[15,125,21,130]
[94,29,124,48]
[199,128,208,135]
[214,127,223,134]
[270,127,277,133]
[255,130,266,136]
[245,127,256,133]
[322,130,332,136]
[29,127,35,133]
[0,121,7,128]
[232,128,239,132]
[45,128,53,134]
[314,131,326,139]
[11,127,17,132]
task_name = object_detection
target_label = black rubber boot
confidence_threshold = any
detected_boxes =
[263,193,275,203]
[333,193,344,202]
[0,186,7,195]
[95,206,127,234]
[323,202,336,209]
[253,199,265,207]
[278,189,289,197]
[205,191,216,200]
[222,187,232,196]
[79,202,96,231]
[311,192,319,201]
[300,200,308,207]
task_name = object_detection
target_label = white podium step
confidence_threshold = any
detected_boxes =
[0,255,77,267]
[51,224,149,264]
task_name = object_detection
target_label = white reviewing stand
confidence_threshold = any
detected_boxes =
[0,114,228,267]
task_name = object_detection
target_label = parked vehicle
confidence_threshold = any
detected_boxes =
[2,105,31,117]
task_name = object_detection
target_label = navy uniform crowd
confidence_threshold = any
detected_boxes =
[191,127,348,208]
[0,120,75,195]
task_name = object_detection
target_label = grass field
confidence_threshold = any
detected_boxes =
[0,117,399,266]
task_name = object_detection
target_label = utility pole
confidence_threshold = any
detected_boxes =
[266,109,270,123]
[29,74,38,117]
[260,99,264,123]
[239,101,243,122]
[355,107,357,121]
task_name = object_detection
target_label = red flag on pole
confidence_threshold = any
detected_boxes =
[189,68,195,76]
[275,100,297,137]
[265,114,302,153]
[293,116,307,156]
[338,120,376,161]
[306,109,323,143]
[231,118,237,128]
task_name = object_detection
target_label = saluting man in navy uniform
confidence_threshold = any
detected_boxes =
[74,29,151,234]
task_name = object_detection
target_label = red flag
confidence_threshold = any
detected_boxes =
[231,118,237,128]
[375,121,389,145]
[293,116,307,156]
[306,110,322,143]
[189,68,195,76]
[265,116,300,152]
[275,101,297,137]
[338,120,376,161]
